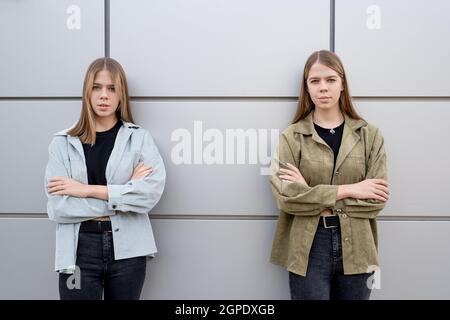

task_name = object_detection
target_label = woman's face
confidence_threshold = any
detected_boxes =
[89,69,119,122]
[306,62,343,112]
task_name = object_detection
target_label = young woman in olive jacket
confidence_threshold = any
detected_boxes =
[270,50,389,300]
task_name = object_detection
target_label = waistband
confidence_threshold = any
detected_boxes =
[79,220,112,233]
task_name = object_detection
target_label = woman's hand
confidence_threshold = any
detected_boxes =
[131,162,153,181]
[47,177,90,198]
[338,179,389,202]
[278,163,308,186]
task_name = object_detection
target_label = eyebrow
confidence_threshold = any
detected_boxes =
[308,75,338,80]
[93,82,115,86]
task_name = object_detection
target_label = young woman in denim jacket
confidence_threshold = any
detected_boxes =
[270,50,389,300]
[45,58,166,300]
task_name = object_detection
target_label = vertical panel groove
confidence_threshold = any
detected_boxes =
[105,0,110,57]
[330,0,335,51]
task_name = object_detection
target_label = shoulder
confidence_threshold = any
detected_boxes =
[281,123,299,140]
[122,122,157,144]
[360,122,384,139]
[47,135,69,157]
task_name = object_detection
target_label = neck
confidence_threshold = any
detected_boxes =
[313,107,344,128]
[95,116,118,132]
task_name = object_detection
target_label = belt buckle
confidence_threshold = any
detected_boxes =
[323,216,337,229]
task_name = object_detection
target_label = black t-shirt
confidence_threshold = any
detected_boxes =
[82,120,122,185]
[313,121,344,164]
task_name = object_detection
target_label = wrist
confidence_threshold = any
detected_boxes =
[87,185,108,200]
[337,184,352,200]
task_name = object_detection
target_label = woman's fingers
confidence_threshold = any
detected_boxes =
[279,168,296,176]
[372,179,389,187]
[48,180,66,193]
[376,184,390,195]
[372,194,388,202]
[279,174,296,181]
[286,163,300,174]
[374,188,389,201]
[48,185,66,194]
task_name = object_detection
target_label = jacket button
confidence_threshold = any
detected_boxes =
[114,228,119,232]
[112,205,117,209]
[335,171,340,176]
[336,209,342,213]
[342,213,348,218]
[344,237,349,242]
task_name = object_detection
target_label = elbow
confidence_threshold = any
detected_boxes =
[141,187,164,213]
[47,206,71,223]
[277,200,322,216]
[47,198,75,223]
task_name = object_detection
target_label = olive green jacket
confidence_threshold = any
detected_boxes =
[270,112,387,276]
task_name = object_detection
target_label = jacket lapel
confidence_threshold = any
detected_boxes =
[334,115,366,172]
[67,135,86,163]
[334,122,359,172]
[105,123,133,181]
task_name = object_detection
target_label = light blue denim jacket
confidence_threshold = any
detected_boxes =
[45,121,166,273]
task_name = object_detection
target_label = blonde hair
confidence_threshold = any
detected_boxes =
[68,57,134,144]
[292,50,363,124]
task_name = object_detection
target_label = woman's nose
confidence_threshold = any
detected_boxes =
[100,88,108,98]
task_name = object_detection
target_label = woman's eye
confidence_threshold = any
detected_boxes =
[310,80,318,84]
[93,86,100,90]
[108,87,115,92]
[327,79,336,83]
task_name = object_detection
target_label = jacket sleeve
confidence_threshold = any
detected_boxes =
[45,138,115,224]
[335,128,388,219]
[106,131,166,214]
[270,133,338,216]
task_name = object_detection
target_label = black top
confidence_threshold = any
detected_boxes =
[82,120,122,185]
[314,121,345,164]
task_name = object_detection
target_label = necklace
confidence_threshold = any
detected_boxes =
[330,128,336,134]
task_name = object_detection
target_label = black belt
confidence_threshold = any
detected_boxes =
[318,215,340,229]
[80,220,112,233]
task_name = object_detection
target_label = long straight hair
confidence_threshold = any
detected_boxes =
[292,50,363,124]
[68,57,134,145]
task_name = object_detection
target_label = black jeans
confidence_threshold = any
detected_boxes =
[289,218,372,300]
[59,231,146,300]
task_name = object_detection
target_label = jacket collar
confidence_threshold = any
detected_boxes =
[54,121,140,137]
[292,111,367,135]
[292,111,368,172]
[54,120,141,181]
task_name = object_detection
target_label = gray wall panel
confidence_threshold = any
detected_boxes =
[372,221,450,299]
[110,0,329,97]
[1,218,449,299]
[144,219,288,299]
[335,0,450,96]
[357,101,450,216]
[0,0,104,97]
[132,101,296,215]
[0,219,58,299]
[0,101,81,213]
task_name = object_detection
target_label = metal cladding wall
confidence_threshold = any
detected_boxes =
[0,0,449,299]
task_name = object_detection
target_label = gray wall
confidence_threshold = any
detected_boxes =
[1,0,449,299]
